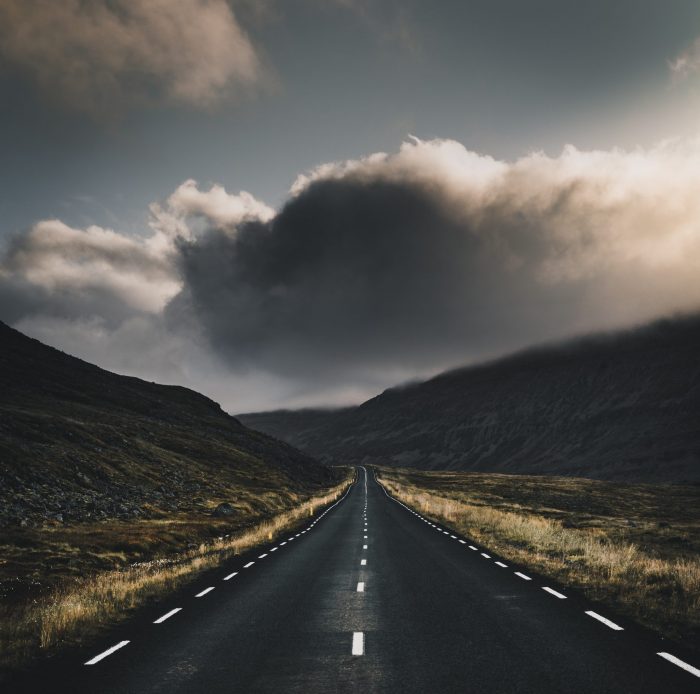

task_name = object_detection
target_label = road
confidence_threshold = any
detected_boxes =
[12,466,700,693]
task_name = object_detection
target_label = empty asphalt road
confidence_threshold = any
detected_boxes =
[12,467,700,693]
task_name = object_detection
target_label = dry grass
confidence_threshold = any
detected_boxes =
[378,468,700,650]
[0,476,351,673]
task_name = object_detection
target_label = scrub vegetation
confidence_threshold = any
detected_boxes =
[0,477,351,675]
[378,467,700,651]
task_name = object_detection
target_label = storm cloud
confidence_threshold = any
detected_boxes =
[3,138,700,410]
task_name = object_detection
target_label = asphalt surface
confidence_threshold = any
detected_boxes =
[11,467,700,693]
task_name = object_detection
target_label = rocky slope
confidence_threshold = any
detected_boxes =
[0,321,337,527]
[240,315,700,483]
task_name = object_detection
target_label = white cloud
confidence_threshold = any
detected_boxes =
[0,0,262,114]
[669,37,700,79]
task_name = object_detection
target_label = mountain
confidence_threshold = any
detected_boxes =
[0,321,337,527]
[240,315,700,483]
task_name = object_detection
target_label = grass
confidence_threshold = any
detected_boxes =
[377,467,700,651]
[0,474,351,675]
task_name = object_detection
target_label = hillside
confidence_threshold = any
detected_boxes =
[240,315,700,483]
[0,320,337,528]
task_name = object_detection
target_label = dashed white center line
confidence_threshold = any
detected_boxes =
[469,545,478,551]
[495,561,508,568]
[84,640,130,665]
[195,587,215,597]
[223,571,238,581]
[280,541,287,546]
[542,586,567,599]
[481,552,491,558]
[361,559,367,566]
[364,535,368,539]
[357,581,365,592]
[352,631,365,656]
[458,539,466,544]
[657,652,700,678]
[363,544,368,549]
[153,608,181,624]
[270,547,278,552]
[258,553,268,559]
[244,561,255,568]
[450,535,457,539]
[514,571,532,581]
[586,610,623,630]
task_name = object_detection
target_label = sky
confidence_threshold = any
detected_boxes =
[1,0,700,412]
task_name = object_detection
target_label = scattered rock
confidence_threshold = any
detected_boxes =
[212,502,236,517]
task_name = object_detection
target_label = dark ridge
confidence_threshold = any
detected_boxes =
[240,313,700,483]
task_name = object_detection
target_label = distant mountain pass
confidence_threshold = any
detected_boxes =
[240,315,700,483]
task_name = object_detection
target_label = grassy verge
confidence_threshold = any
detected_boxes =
[0,473,352,674]
[377,467,700,650]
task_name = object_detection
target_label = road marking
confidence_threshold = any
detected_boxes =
[85,640,130,665]
[153,608,181,623]
[442,531,449,535]
[244,561,255,568]
[280,541,287,546]
[657,652,700,678]
[450,535,457,539]
[458,539,466,544]
[542,586,567,599]
[270,547,278,552]
[469,545,478,551]
[258,553,268,559]
[364,535,368,539]
[481,552,491,558]
[361,559,367,566]
[196,587,215,597]
[288,537,294,541]
[224,571,238,581]
[586,611,623,630]
[514,572,532,581]
[352,632,365,656]
[495,561,508,568]
[357,581,365,592]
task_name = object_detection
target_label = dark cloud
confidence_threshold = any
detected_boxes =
[175,177,573,381]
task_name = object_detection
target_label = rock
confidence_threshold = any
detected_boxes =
[212,502,235,517]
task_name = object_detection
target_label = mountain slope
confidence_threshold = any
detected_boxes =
[240,315,700,483]
[0,320,337,527]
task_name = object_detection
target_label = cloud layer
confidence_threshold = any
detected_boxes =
[0,0,261,114]
[3,138,700,410]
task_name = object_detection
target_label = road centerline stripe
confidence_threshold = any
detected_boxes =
[352,632,365,655]
[196,587,215,597]
[357,581,365,592]
[514,572,532,581]
[223,571,238,581]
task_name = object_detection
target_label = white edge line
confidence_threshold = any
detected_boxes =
[585,610,623,630]
[84,640,130,665]
[153,607,181,623]
[657,652,700,678]
[542,586,567,599]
